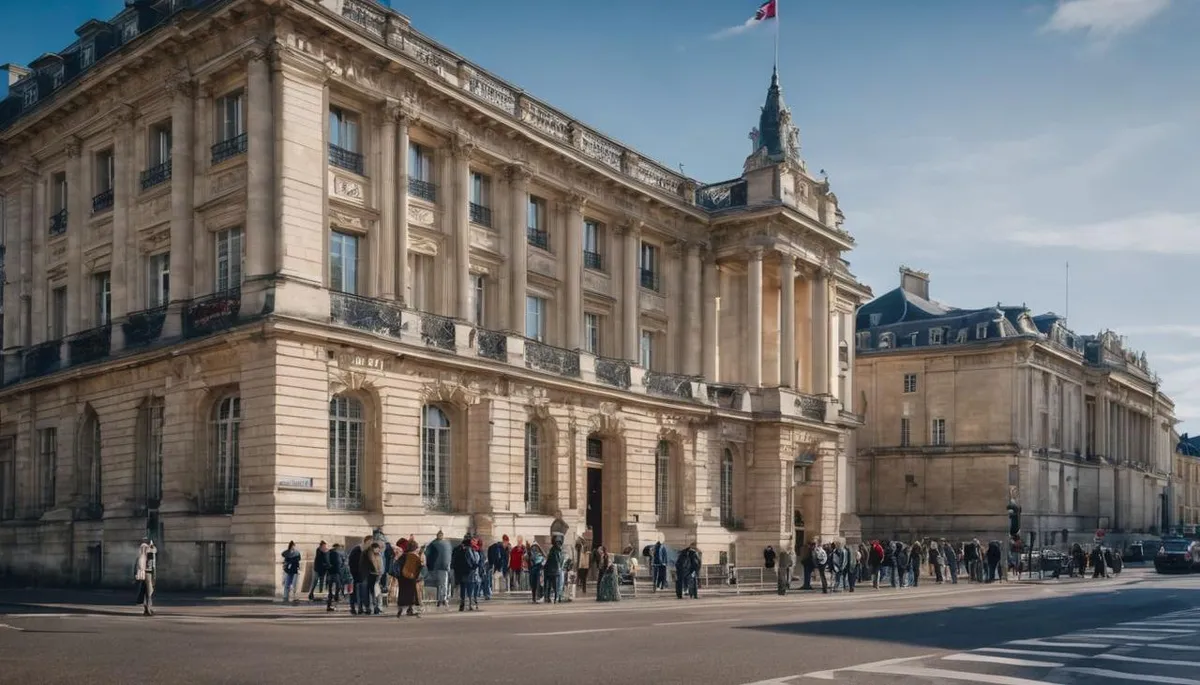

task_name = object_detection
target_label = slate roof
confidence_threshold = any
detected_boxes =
[1179,434,1200,457]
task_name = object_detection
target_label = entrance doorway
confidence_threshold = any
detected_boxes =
[587,466,603,548]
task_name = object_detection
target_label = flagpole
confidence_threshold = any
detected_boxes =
[774,0,780,72]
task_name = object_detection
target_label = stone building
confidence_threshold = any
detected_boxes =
[854,267,1175,546]
[0,0,870,593]
[1173,434,1200,534]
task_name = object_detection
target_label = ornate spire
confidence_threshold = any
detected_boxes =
[745,66,801,173]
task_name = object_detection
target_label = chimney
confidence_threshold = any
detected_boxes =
[899,266,930,300]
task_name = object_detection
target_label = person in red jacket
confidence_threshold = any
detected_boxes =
[509,539,526,592]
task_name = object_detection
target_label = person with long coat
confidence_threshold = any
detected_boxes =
[393,539,423,618]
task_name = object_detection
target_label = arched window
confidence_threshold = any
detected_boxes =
[655,439,673,524]
[524,422,541,512]
[328,395,365,510]
[720,447,734,527]
[421,405,451,511]
[135,397,165,509]
[78,408,102,517]
[206,395,241,514]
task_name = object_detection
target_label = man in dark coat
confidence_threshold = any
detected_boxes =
[308,541,329,602]
[347,538,365,614]
[324,543,344,611]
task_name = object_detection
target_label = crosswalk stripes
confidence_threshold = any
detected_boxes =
[796,606,1200,684]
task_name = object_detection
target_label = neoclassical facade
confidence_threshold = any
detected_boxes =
[1173,435,1200,533]
[0,0,870,593]
[853,268,1176,547]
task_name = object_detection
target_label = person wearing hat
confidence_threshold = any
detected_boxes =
[133,536,157,617]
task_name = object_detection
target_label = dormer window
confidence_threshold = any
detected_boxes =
[907,332,918,347]
[879,333,894,349]
[122,19,138,42]
[869,312,882,326]
[956,328,968,344]
[79,43,95,69]
[50,65,65,89]
[976,323,989,339]
[856,331,870,349]
[930,327,944,345]
[21,84,38,109]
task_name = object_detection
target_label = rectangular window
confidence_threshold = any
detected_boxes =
[328,107,360,153]
[956,328,968,344]
[215,227,244,293]
[408,253,433,312]
[931,418,947,446]
[329,231,359,294]
[21,84,38,109]
[930,328,944,344]
[52,172,68,213]
[640,329,655,369]
[471,274,485,326]
[147,253,170,308]
[639,241,660,291]
[527,196,548,250]
[79,42,95,69]
[94,272,111,326]
[50,286,67,340]
[903,373,917,394]
[583,220,603,270]
[51,66,65,90]
[469,172,491,227]
[525,295,546,342]
[217,91,244,141]
[0,447,13,521]
[856,331,870,349]
[408,142,432,182]
[584,312,601,355]
[37,428,57,512]
[976,323,989,339]
[121,19,139,42]
[94,149,113,193]
[150,123,172,167]
[900,418,911,447]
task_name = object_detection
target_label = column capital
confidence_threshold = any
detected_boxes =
[19,160,40,186]
[616,217,643,238]
[450,133,475,160]
[240,43,272,66]
[565,190,588,212]
[505,163,533,185]
[779,253,796,275]
[749,246,765,261]
[382,98,416,126]
[111,104,136,132]
[165,70,196,99]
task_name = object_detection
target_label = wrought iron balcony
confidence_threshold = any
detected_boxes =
[49,209,68,236]
[644,371,694,400]
[640,268,661,292]
[477,329,507,361]
[469,202,492,227]
[329,291,406,339]
[22,340,62,379]
[328,144,364,175]
[91,188,114,213]
[140,160,172,190]
[583,250,603,271]
[595,357,631,389]
[420,312,457,351]
[183,289,240,339]
[695,178,748,211]
[796,393,827,421]
[211,133,247,164]
[123,306,168,348]
[67,324,112,367]
[327,494,365,511]
[527,227,549,251]
[408,178,437,202]
[525,340,581,378]
[423,493,453,513]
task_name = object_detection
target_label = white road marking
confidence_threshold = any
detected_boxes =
[943,653,1064,668]
[1007,639,1111,649]
[514,627,621,637]
[974,647,1086,659]
[1065,632,1169,641]
[1096,652,1200,667]
[652,617,741,627]
[1148,643,1200,652]
[862,665,1051,685]
[1093,626,1196,634]
[799,654,936,681]
[1061,667,1200,685]
[737,677,801,685]
[0,623,23,631]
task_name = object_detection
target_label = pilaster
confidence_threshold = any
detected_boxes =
[619,218,641,361]
[747,248,764,387]
[563,192,585,350]
[377,102,398,300]
[451,135,474,321]
[507,164,532,334]
[163,75,196,338]
[242,45,275,316]
[65,139,84,338]
[396,108,412,305]
[780,254,796,388]
[702,252,718,381]
[811,267,830,395]
[685,242,702,376]
[110,104,137,349]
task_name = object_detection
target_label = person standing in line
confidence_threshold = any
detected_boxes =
[545,536,566,603]
[575,536,591,594]
[451,533,482,612]
[308,541,329,602]
[373,529,392,608]
[425,530,453,609]
[527,541,547,604]
[776,546,794,596]
[652,541,669,591]
[347,537,365,615]
[487,535,509,593]
[325,543,344,612]
[509,537,527,593]
[393,540,424,618]
[362,537,384,616]
[281,541,302,603]
[134,536,157,617]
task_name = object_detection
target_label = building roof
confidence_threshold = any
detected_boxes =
[1179,434,1200,457]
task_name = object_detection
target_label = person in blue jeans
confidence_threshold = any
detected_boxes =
[527,541,547,603]
[281,541,301,603]
[652,541,669,591]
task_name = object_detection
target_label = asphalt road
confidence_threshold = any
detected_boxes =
[0,569,1197,685]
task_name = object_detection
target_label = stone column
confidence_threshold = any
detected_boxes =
[377,103,398,300]
[564,193,585,350]
[507,164,532,334]
[243,46,274,313]
[747,248,763,387]
[811,268,830,394]
[396,110,411,305]
[64,140,83,336]
[685,242,702,376]
[162,76,195,338]
[780,254,796,387]
[702,254,718,380]
[3,168,36,378]
[110,105,137,347]
[620,219,641,361]
[452,136,473,320]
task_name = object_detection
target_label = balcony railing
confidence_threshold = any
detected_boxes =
[49,209,68,236]
[423,493,453,513]
[469,202,492,227]
[583,250,603,271]
[527,227,549,251]
[644,371,694,400]
[408,178,437,202]
[67,324,112,367]
[477,329,507,361]
[330,291,406,339]
[695,178,748,211]
[327,494,365,511]
[211,133,247,165]
[420,312,457,351]
[183,289,240,339]
[123,306,168,348]
[22,340,62,378]
[140,160,172,190]
[328,144,364,175]
[640,268,661,292]
[595,357,631,389]
[525,340,581,378]
[796,393,827,421]
[91,188,114,213]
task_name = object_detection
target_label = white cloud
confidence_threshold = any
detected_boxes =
[1043,0,1171,39]
[1006,211,1200,254]
[709,17,763,40]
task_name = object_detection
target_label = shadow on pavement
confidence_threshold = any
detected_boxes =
[737,586,1189,652]
[0,587,276,615]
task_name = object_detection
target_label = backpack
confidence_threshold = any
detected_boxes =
[399,552,422,580]
[813,547,827,565]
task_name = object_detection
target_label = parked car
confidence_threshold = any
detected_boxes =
[1155,538,1199,574]
[1124,541,1145,563]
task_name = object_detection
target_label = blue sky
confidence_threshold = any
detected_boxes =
[4,0,1198,430]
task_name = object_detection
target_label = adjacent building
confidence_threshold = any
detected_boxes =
[853,268,1175,546]
[1174,434,1200,534]
[0,0,870,592]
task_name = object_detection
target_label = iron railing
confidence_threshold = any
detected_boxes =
[211,133,247,164]
[644,371,694,400]
[91,188,114,213]
[527,227,549,250]
[183,289,240,339]
[140,160,172,190]
[327,494,365,511]
[469,202,492,227]
[640,268,661,292]
[796,393,827,421]
[330,291,406,339]
[22,340,62,378]
[49,209,68,236]
[408,178,437,202]
[328,144,364,175]
[477,329,507,361]
[584,250,603,271]
[707,383,746,410]
[67,325,112,367]
[695,179,748,211]
[525,340,581,378]
[123,306,168,348]
[595,357,631,389]
[420,312,456,351]
[423,493,453,513]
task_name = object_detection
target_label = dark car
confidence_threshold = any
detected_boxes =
[1154,538,1198,574]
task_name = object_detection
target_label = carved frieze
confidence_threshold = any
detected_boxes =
[469,226,500,253]
[139,195,171,229]
[528,251,556,278]
[330,209,367,232]
[139,226,170,252]
[408,205,435,227]
[210,167,246,197]
[332,175,364,203]
[409,232,439,256]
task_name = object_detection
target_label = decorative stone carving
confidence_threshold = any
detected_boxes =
[330,368,375,396]
[210,167,246,196]
[450,133,475,159]
[506,163,534,185]
[330,210,365,231]
[165,71,196,99]
[64,138,82,159]
[111,104,136,130]
[333,176,364,200]
[408,205,434,226]
[420,380,479,409]
[409,233,439,256]
[588,407,623,438]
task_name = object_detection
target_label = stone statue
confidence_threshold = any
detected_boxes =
[749,127,760,153]
[785,125,800,161]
